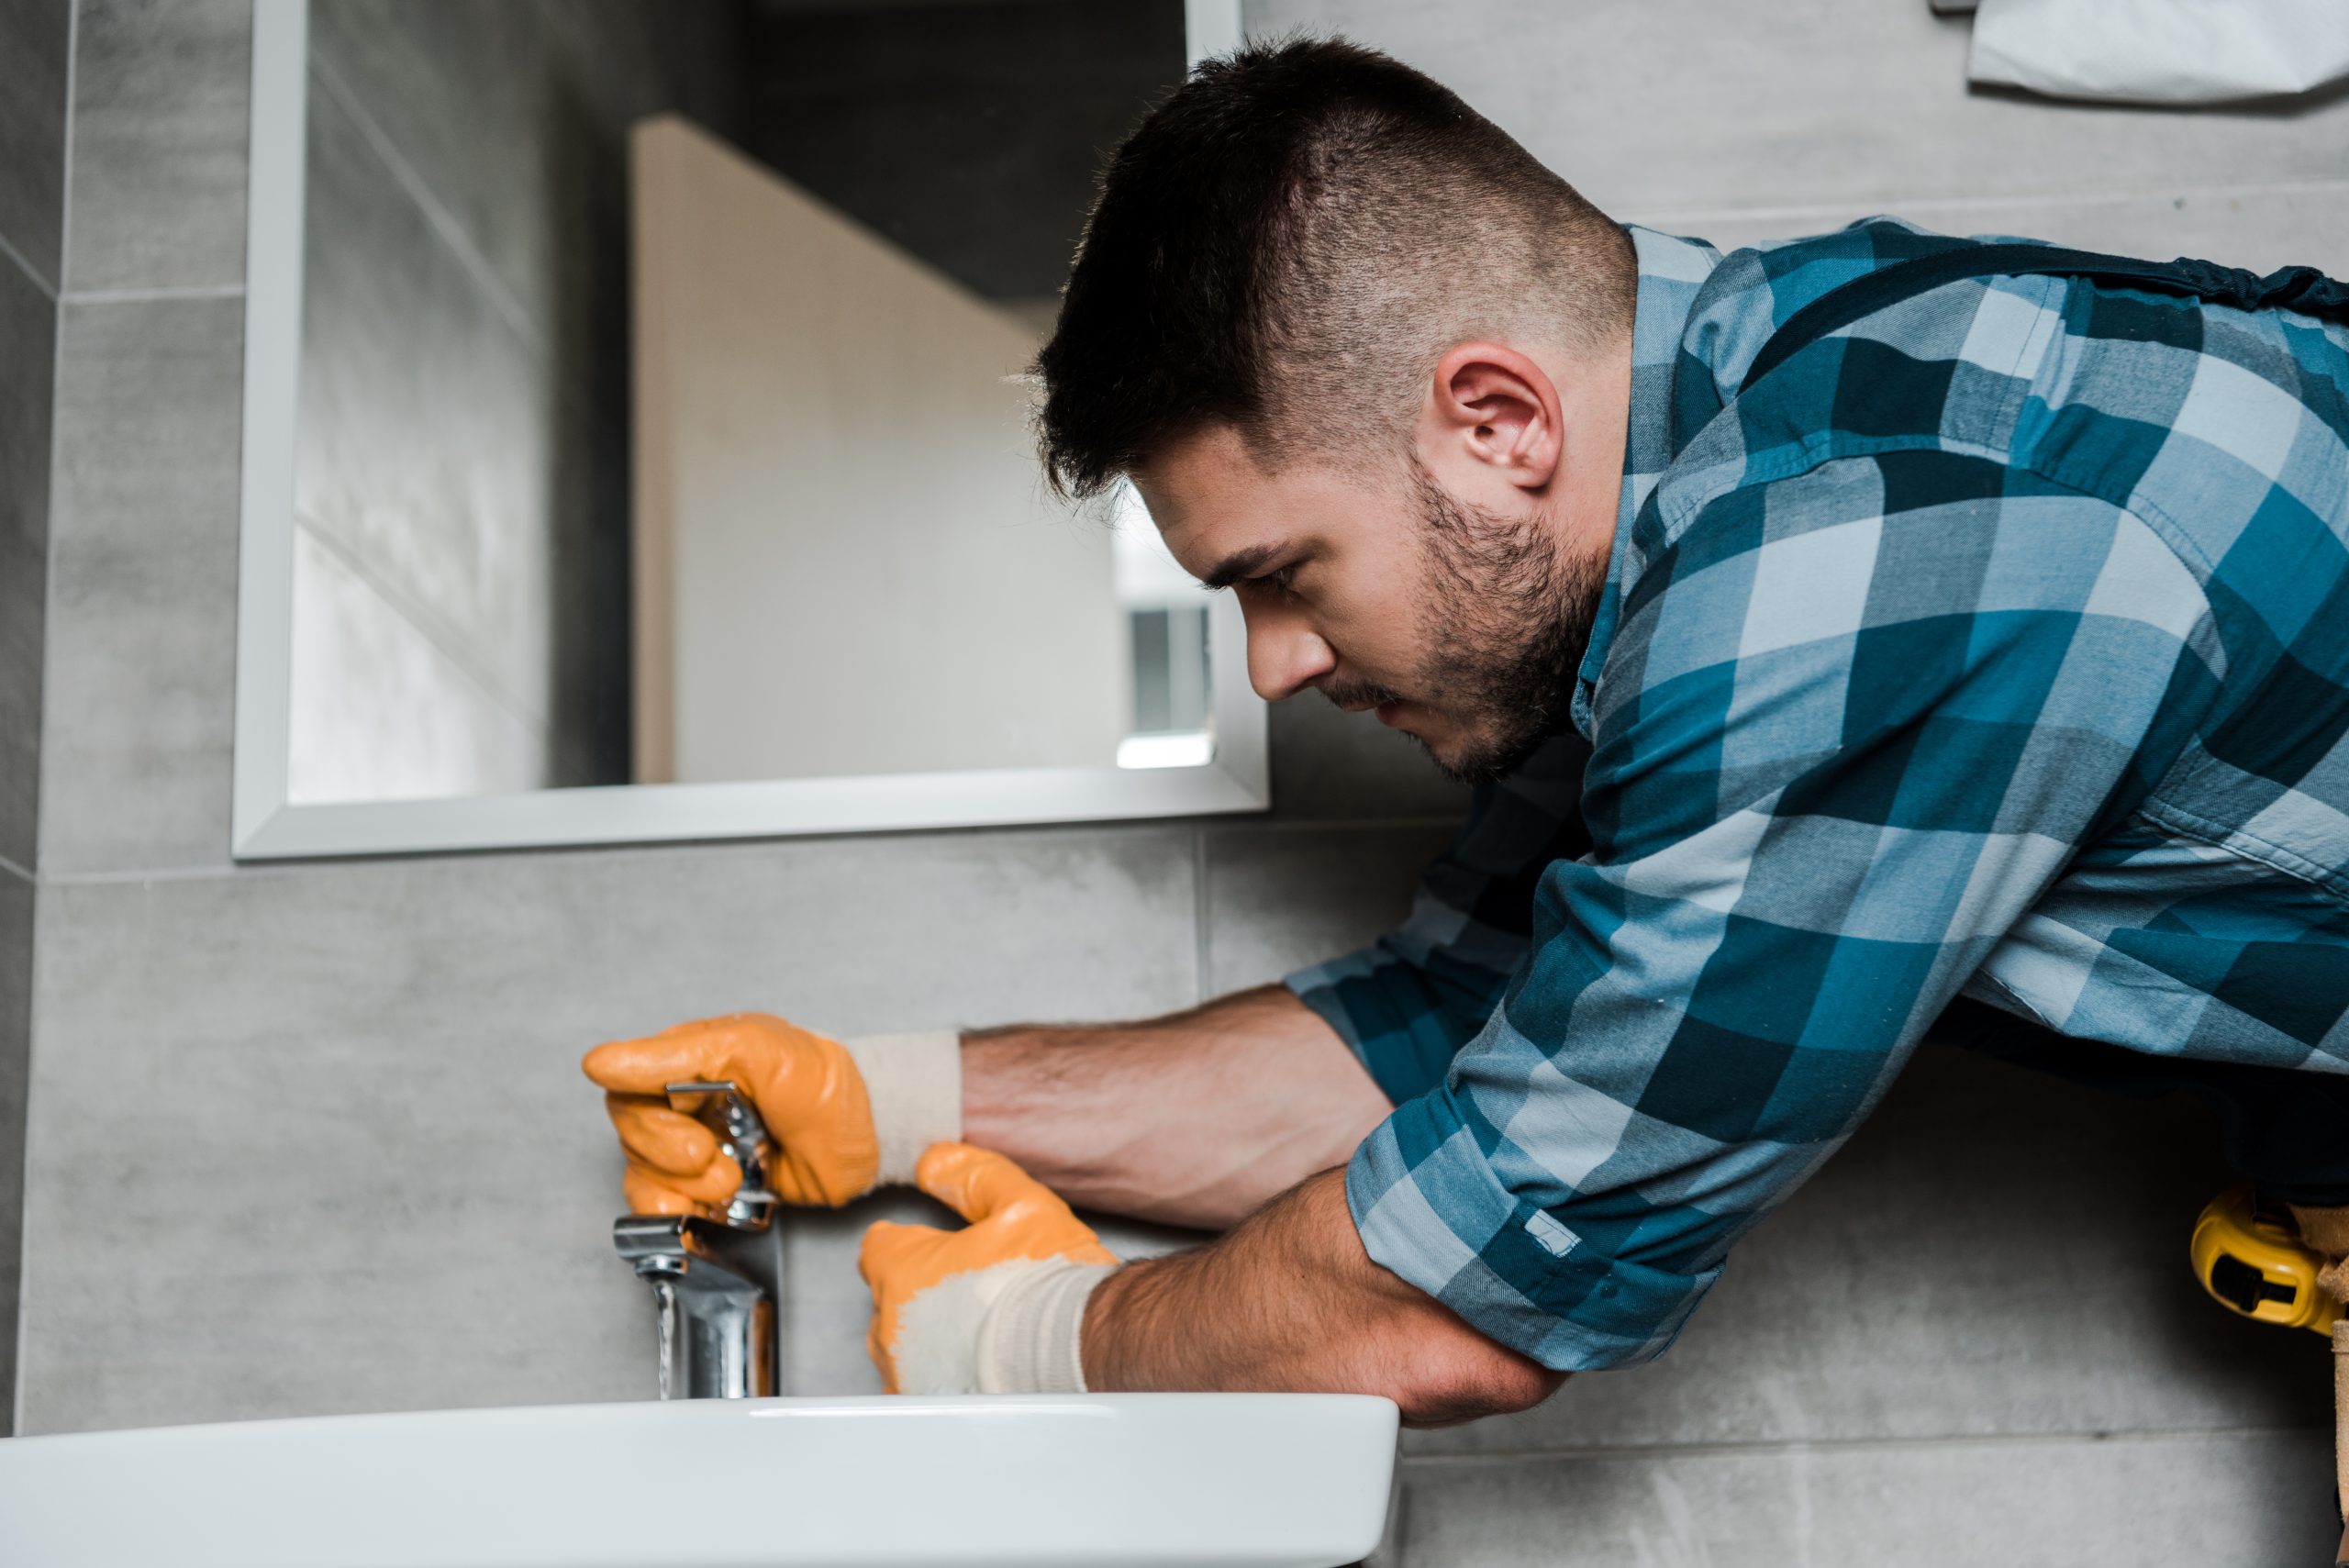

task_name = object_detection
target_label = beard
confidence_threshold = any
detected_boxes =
[1322,467,1608,786]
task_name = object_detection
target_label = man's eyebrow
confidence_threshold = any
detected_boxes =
[1198,543,1285,591]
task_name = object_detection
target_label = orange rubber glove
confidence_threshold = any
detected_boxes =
[583,1014,962,1214]
[861,1142,1121,1395]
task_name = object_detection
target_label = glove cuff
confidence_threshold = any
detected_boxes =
[974,1260,1117,1395]
[842,1030,963,1187]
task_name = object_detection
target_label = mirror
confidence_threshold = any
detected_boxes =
[233,0,1259,858]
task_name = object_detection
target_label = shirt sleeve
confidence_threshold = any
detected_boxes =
[1286,731,1592,1104]
[1346,456,2221,1370]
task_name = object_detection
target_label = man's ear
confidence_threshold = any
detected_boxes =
[1421,342,1564,491]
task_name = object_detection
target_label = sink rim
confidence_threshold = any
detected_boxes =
[0,1391,1402,1568]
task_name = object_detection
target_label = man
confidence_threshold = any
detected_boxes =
[584,39,2349,1423]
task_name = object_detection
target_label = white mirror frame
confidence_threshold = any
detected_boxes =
[232,0,1259,860]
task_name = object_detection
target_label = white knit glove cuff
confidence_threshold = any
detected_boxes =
[975,1260,1116,1395]
[841,1030,963,1187]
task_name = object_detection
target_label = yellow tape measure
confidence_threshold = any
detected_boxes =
[2191,1187,2341,1334]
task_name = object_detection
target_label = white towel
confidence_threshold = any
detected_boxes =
[1968,0,2349,104]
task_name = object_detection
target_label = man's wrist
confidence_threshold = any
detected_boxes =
[974,1259,1118,1394]
[841,1030,964,1186]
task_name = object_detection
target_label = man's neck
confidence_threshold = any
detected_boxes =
[1547,328,1636,584]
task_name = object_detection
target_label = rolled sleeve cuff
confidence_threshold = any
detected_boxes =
[1345,1089,1722,1372]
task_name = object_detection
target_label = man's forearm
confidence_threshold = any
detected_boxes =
[959,985,1390,1230]
[1080,1167,1567,1425]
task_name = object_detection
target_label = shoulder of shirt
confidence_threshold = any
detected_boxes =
[1644,216,2121,562]
[1677,216,1963,405]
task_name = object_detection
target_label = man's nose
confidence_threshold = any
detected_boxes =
[1242,602,1337,702]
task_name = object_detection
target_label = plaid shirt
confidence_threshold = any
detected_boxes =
[1288,219,2349,1372]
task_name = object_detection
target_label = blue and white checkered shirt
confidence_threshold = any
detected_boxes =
[1289,219,2349,1372]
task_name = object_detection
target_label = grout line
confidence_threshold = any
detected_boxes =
[0,854,30,885]
[17,0,77,1441]
[1395,1420,2332,1472]
[33,814,1468,887]
[33,815,1208,885]
[37,861,241,889]
[0,227,58,303]
[60,283,245,305]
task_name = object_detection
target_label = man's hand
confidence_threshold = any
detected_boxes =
[860,1143,1120,1395]
[583,1013,882,1212]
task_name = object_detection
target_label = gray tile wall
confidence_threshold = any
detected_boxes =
[0,0,70,1443]
[8,3,2344,1564]
[65,0,250,296]
[1241,1,2349,1561]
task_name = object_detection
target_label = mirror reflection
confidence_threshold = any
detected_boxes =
[286,0,1200,804]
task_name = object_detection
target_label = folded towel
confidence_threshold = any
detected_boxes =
[1969,0,2349,105]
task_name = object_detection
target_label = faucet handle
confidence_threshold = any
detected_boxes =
[664,1080,777,1231]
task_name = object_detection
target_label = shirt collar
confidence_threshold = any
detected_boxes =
[1568,224,1724,740]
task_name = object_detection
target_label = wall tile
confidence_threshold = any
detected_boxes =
[0,248,54,873]
[0,0,72,292]
[1246,1,2349,221]
[40,295,243,877]
[1408,1041,2326,1455]
[67,0,251,295]
[1201,821,1459,997]
[0,869,32,1437]
[1269,696,1473,823]
[17,824,1197,1432]
[1395,1429,2335,1568]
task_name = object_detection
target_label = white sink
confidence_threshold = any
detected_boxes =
[0,1393,1397,1567]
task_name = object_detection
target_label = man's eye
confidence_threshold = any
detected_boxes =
[1252,565,1298,593]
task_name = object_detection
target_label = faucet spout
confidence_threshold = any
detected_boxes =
[610,1081,783,1399]
[613,1214,777,1398]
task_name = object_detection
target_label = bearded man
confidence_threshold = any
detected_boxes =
[586,37,2349,1425]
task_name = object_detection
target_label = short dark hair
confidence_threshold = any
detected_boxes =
[1034,36,1633,500]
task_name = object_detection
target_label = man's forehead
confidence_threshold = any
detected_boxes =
[1131,425,1338,567]
[1132,483,1280,588]
[1130,425,1262,523]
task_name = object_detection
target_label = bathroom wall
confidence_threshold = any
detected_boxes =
[0,0,71,1442]
[7,2,2348,1563]
[288,1,743,802]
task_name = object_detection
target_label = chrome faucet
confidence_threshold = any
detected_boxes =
[611,1082,781,1398]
